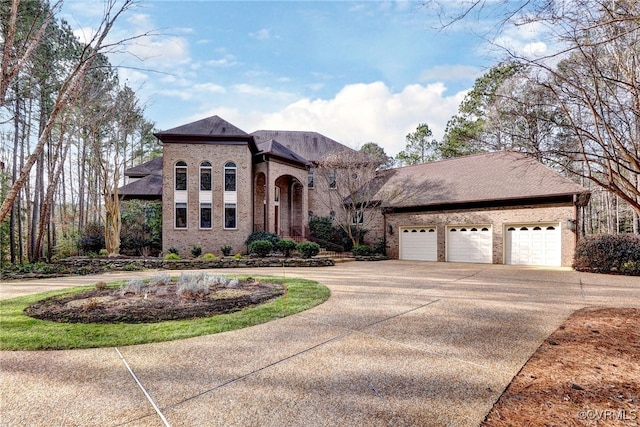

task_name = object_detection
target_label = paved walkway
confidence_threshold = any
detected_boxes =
[1,261,639,426]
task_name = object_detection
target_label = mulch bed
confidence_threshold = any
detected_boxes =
[24,280,285,324]
[482,307,640,426]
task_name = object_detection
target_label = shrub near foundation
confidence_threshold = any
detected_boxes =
[249,240,273,257]
[574,234,640,275]
[296,242,320,259]
[276,239,297,257]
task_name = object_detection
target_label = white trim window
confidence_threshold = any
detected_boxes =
[200,203,212,229]
[224,203,237,229]
[308,170,315,189]
[175,161,187,191]
[200,161,212,191]
[328,171,337,190]
[224,162,237,192]
[223,161,238,229]
[175,202,187,229]
[351,210,364,225]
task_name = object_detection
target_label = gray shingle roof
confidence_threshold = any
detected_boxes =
[118,174,163,199]
[251,130,353,162]
[256,139,310,166]
[156,115,249,137]
[124,157,163,178]
[374,151,589,208]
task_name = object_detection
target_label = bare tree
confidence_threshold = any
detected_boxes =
[0,0,139,224]
[430,0,640,215]
[314,150,385,246]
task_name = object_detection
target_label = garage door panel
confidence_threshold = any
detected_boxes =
[447,226,492,264]
[506,224,560,266]
[400,227,437,261]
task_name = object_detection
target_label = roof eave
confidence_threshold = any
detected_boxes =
[155,134,259,154]
[382,192,589,213]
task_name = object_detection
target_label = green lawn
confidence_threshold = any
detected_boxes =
[0,276,330,351]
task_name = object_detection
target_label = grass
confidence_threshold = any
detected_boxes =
[0,276,330,351]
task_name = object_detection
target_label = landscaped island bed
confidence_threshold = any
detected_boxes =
[25,276,284,324]
[0,274,330,350]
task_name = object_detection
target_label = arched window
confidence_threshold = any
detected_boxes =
[175,161,187,191]
[200,161,212,191]
[224,162,237,192]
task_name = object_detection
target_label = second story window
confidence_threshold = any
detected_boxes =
[308,170,315,189]
[224,162,237,192]
[352,210,364,225]
[200,161,212,191]
[328,171,337,190]
[175,161,187,191]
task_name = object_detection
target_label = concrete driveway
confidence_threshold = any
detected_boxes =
[1,261,639,426]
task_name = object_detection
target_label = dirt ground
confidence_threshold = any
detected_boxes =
[24,279,285,323]
[482,307,640,427]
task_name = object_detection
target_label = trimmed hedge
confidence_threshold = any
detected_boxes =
[276,239,297,257]
[249,240,273,257]
[296,242,320,259]
[246,231,280,246]
[574,234,640,275]
[352,244,372,256]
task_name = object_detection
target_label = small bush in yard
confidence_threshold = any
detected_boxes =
[276,239,297,257]
[167,246,179,255]
[296,241,320,259]
[249,240,273,257]
[574,234,640,275]
[621,260,640,276]
[164,253,181,260]
[221,245,233,256]
[177,273,210,298]
[190,245,202,258]
[202,253,217,260]
[120,278,147,295]
[352,244,372,256]
[246,231,280,246]
[78,222,105,254]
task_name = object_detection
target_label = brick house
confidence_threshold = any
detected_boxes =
[120,115,590,266]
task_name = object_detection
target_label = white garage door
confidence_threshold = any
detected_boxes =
[505,224,561,266]
[400,227,437,261]
[447,226,492,263]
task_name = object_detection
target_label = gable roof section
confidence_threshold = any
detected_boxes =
[251,130,353,162]
[255,139,310,167]
[374,151,590,210]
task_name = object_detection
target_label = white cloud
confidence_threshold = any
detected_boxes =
[124,34,190,66]
[494,21,552,59]
[231,84,294,100]
[219,81,467,157]
[249,28,272,40]
[523,41,547,57]
[206,54,238,67]
[193,83,226,94]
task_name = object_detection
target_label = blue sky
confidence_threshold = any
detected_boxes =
[62,0,545,157]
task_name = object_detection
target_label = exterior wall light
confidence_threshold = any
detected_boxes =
[566,218,576,231]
